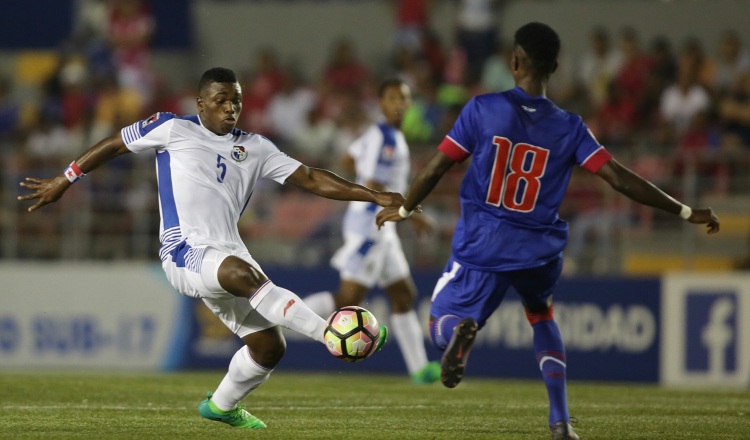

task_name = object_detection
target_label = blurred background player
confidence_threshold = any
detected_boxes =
[18,67,396,430]
[376,22,720,440]
[304,79,441,384]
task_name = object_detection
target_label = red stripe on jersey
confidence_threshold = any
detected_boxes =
[438,136,470,163]
[525,305,554,325]
[581,147,613,173]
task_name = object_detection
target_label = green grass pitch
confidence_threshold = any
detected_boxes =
[0,371,747,439]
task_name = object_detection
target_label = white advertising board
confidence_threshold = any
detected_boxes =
[661,273,750,387]
[0,263,180,370]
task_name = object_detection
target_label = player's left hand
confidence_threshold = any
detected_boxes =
[18,176,71,212]
[376,206,407,229]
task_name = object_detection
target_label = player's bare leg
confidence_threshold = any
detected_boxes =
[217,256,327,343]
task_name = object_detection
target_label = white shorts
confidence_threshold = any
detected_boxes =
[162,246,274,337]
[330,233,410,288]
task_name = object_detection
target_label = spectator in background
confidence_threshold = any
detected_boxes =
[240,48,286,136]
[331,90,371,158]
[293,105,337,167]
[0,78,21,144]
[593,80,637,149]
[711,30,750,97]
[267,72,317,147]
[106,0,155,104]
[391,0,434,52]
[323,38,371,94]
[577,27,623,110]
[614,28,652,125]
[637,36,677,132]
[682,37,715,91]
[455,0,502,84]
[480,40,515,93]
[89,73,143,142]
[718,71,750,148]
[659,44,712,138]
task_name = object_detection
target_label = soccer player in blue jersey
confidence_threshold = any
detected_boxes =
[18,67,401,430]
[304,79,440,384]
[376,22,720,440]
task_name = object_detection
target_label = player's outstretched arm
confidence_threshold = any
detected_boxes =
[18,135,131,212]
[376,150,455,228]
[286,164,405,208]
[595,158,720,234]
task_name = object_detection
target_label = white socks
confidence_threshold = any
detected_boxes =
[250,281,327,344]
[390,310,430,374]
[211,346,271,411]
[303,290,336,318]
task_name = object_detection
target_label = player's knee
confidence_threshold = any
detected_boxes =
[248,337,286,368]
[218,257,267,297]
[525,304,555,325]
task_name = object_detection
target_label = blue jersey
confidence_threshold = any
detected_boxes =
[438,87,612,271]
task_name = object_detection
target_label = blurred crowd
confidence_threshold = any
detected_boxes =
[0,0,748,270]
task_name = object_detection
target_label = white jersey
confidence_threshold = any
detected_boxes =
[121,112,301,269]
[343,122,410,239]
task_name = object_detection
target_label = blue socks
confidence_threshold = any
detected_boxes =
[430,314,461,350]
[529,311,569,427]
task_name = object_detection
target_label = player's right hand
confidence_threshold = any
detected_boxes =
[688,207,720,234]
[374,191,406,208]
[17,176,71,212]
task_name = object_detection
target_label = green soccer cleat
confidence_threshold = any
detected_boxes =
[376,325,388,352]
[198,392,267,429]
[411,361,441,384]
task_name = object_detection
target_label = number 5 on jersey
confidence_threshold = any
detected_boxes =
[216,154,227,183]
[486,136,549,212]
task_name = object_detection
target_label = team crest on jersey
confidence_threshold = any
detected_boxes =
[380,145,395,160]
[232,145,248,162]
[141,112,161,128]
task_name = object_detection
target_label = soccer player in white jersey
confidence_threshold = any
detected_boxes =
[303,79,441,384]
[18,67,404,430]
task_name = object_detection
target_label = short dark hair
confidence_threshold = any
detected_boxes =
[378,78,406,98]
[514,22,560,78]
[198,67,238,93]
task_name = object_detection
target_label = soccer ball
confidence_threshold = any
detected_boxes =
[324,306,380,362]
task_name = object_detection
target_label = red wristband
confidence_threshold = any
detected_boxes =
[64,161,85,183]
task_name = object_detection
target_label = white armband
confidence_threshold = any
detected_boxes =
[398,206,413,219]
[679,204,692,220]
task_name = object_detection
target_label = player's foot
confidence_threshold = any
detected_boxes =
[440,317,478,388]
[375,325,388,352]
[411,361,441,384]
[550,420,579,440]
[198,392,267,429]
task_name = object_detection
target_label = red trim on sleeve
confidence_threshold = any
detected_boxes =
[438,136,470,163]
[581,147,613,173]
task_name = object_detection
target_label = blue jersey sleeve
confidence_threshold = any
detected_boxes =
[572,119,612,173]
[446,97,478,155]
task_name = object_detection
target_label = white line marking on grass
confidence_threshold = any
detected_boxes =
[0,405,428,411]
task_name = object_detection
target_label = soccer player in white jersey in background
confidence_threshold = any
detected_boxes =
[304,79,441,384]
[18,67,402,430]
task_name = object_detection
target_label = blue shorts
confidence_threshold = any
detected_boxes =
[430,255,563,328]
